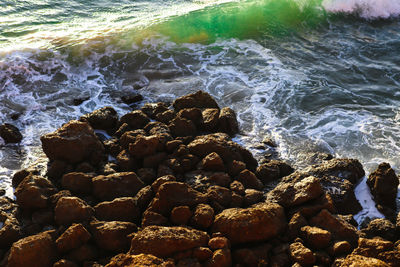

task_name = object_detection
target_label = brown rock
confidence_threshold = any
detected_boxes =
[170,206,192,225]
[236,169,263,190]
[66,243,98,263]
[207,185,232,207]
[134,185,154,211]
[256,162,281,183]
[0,212,22,248]
[151,175,176,192]
[62,172,93,195]
[230,180,245,195]
[193,247,213,262]
[339,254,390,267]
[244,189,264,206]
[129,226,209,258]
[8,231,57,267]
[289,242,316,266]
[53,259,79,267]
[155,109,176,124]
[143,152,168,168]
[80,106,118,130]
[169,117,197,137]
[206,249,232,267]
[15,174,58,210]
[202,109,219,132]
[142,102,169,119]
[55,197,94,226]
[142,210,168,227]
[300,226,331,249]
[208,237,230,250]
[94,197,140,222]
[353,237,393,258]
[331,241,352,256]
[287,212,308,239]
[0,123,22,143]
[266,176,323,208]
[120,110,150,129]
[129,135,159,158]
[40,120,104,164]
[191,204,214,229]
[178,108,203,125]
[90,220,137,252]
[56,224,91,253]
[201,152,225,172]
[137,168,157,184]
[106,253,172,267]
[361,218,397,242]
[116,150,137,171]
[92,172,145,201]
[218,107,239,135]
[173,91,219,111]
[211,202,286,244]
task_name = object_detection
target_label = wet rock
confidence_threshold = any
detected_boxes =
[155,109,176,124]
[41,120,104,165]
[218,107,239,135]
[177,108,203,125]
[266,176,323,208]
[169,116,197,137]
[62,172,93,195]
[90,220,137,252]
[201,108,219,132]
[211,202,286,244]
[142,102,170,119]
[367,163,399,215]
[300,226,331,249]
[106,253,172,267]
[121,92,143,105]
[338,254,390,267]
[119,110,150,130]
[236,169,263,190]
[0,123,22,143]
[15,174,58,210]
[170,206,192,225]
[8,231,57,267]
[0,212,22,248]
[129,226,209,258]
[289,242,316,266]
[94,197,140,222]
[173,91,219,111]
[191,203,214,229]
[80,107,118,130]
[92,172,145,201]
[361,218,397,242]
[55,197,94,226]
[56,224,91,253]
[201,152,225,172]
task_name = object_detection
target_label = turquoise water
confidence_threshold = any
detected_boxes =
[1,0,400,221]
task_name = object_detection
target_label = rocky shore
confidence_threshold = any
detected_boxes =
[0,91,399,266]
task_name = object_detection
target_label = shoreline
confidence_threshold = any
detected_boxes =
[1,90,399,266]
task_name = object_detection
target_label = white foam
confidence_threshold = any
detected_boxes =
[322,0,400,19]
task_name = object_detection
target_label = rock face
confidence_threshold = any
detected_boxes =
[211,202,286,244]
[8,231,57,267]
[41,120,104,164]
[129,226,209,257]
[0,123,23,143]
[367,163,399,215]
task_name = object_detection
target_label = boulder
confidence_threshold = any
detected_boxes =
[129,226,209,258]
[202,108,220,132]
[173,91,219,111]
[106,253,172,267]
[40,120,104,164]
[61,172,93,195]
[361,218,397,242]
[92,172,145,201]
[339,254,390,267]
[352,237,393,258]
[54,197,94,226]
[201,152,225,172]
[289,242,316,266]
[94,197,140,222]
[142,210,168,227]
[53,259,79,267]
[8,231,57,267]
[90,220,137,252]
[56,224,91,253]
[211,202,286,244]
[256,160,294,183]
[300,226,331,249]
[169,117,197,137]
[208,237,230,250]
[170,206,192,225]
[0,212,22,248]
[207,185,232,207]
[191,204,215,229]
[218,107,239,135]
[0,123,22,143]
[142,102,169,119]
[236,169,263,190]
[65,243,98,263]
[206,249,232,267]
[129,135,159,158]
[119,110,150,129]
[80,106,118,130]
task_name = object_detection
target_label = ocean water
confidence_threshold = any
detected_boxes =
[1,0,400,222]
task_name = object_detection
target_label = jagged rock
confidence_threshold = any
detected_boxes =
[90,220,137,252]
[300,226,331,249]
[218,107,239,136]
[256,160,294,183]
[121,92,143,105]
[129,226,209,258]
[0,123,22,143]
[201,108,219,132]
[92,172,145,201]
[173,91,219,111]
[289,242,316,266]
[338,254,390,267]
[41,120,104,164]
[191,204,214,229]
[206,248,232,267]
[193,247,213,262]
[128,135,159,158]
[287,212,308,239]
[54,197,94,226]
[155,109,176,124]
[65,243,98,263]
[142,102,169,119]
[120,110,150,130]
[8,231,57,267]
[169,117,197,137]
[0,212,22,249]
[106,253,172,267]
[236,169,263,190]
[353,237,393,257]
[211,202,286,244]
[134,185,154,211]
[170,206,192,225]
[80,106,118,130]
[94,197,140,222]
[330,241,352,257]
[361,218,397,242]
[142,210,168,227]
[207,185,232,207]
[177,108,203,125]
[243,189,264,206]
[61,172,93,195]
[116,150,137,171]
[151,175,176,192]
[201,152,225,172]
[56,224,91,253]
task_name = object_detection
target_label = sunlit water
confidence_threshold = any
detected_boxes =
[1,0,400,223]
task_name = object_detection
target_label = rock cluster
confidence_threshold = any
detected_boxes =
[1,91,400,266]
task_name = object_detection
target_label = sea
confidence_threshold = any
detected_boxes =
[1,0,400,224]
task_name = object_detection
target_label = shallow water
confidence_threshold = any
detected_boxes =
[1,0,400,223]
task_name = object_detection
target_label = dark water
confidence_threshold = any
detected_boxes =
[1,0,400,222]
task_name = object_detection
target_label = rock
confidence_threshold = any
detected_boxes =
[92,172,145,201]
[339,254,390,267]
[256,163,280,184]
[116,149,137,171]
[310,209,359,246]
[119,110,150,130]
[266,176,323,208]
[66,243,98,263]
[143,152,168,168]
[56,224,91,253]
[142,210,168,227]
[90,220,137,252]
[361,218,397,242]
[287,212,308,240]
[54,197,94,226]
[106,253,172,267]
[32,209,53,225]
[135,185,154,211]
[206,249,232,267]
[53,259,79,267]
[0,123,22,143]
[40,120,104,164]
[201,152,225,172]
[148,181,207,216]
[151,175,176,192]
[177,108,203,125]
[236,169,263,190]
[155,110,176,124]
[244,189,264,206]
[191,204,214,229]
[128,135,159,158]
[207,185,232,207]
[129,226,209,258]
[211,202,286,244]
[367,163,399,214]
[15,174,58,210]
[331,241,352,256]
[201,109,219,132]
[94,197,140,222]
[169,117,197,137]
[289,242,316,266]
[208,237,230,250]
[170,206,192,225]
[142,102,170,119]
[0,212,22,248]
[121,93,143,105]
[230,180,245,195]
[8,231,57,267]
[218,107,239,135]
[80,107,118,130]
[193,247,213,262]
[300,226,331,249]
[173,91,219,111]
[62,172,93,195]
